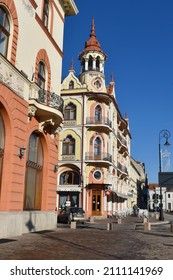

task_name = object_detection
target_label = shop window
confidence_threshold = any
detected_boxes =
[60,171,79,185]
[64,103,76,120]
[24,132,43,210]
[0,6,10,57]
[42,0,49,28]
[38,61,46,89]
[0,113,5,195]
[59,192,79,208]
[62,135,75,155]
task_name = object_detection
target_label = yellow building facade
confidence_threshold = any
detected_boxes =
[57,19,132,218]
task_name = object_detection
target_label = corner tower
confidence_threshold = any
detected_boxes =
[78,18,107,93]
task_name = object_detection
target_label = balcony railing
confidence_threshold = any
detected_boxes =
[117,162,128,174]
[86,117,112,128]
[37,89,64,114]
[117,132,127,147]
[85,152,112,163]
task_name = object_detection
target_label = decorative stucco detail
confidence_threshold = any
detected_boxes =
[0,58,24,97]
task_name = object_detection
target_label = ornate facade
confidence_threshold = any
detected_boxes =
[58,19,133,218]
[0,0,78,237]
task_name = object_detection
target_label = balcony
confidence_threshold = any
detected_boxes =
[85,152,112,164]
[86,117,112,131]
[29,86,64,133]
[117,162,128,178]
[117,132,128,154]
[0,55,64,134]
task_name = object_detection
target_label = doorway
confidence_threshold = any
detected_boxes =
[92,190,101,215]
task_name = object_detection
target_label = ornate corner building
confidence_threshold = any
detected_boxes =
[58,19,134,218]
[0,0,78,237]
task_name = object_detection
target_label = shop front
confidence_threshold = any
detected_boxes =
[57,186,82,212]
[87,184,109,218]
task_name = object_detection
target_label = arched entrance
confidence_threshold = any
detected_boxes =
[24,131,43,210]
[0,112,5,196]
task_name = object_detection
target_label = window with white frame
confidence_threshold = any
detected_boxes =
[42,0,49,28]
[0,6,10,57]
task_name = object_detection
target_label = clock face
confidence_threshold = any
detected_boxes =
[92,77,103,90]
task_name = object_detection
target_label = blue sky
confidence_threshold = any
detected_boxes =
[62,0,173,183]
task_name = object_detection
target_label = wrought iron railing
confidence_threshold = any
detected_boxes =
[85,152,112,162]
[117,162,128,174]
[117,132,127,147]
[37,89,64,114]
[86,117,112,127]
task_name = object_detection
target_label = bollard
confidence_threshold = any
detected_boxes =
[90,216,95,223]
[107,223,113,231]
[117,218,122,225]
[170,222,173,233]
[70,221,76,229]
[144,222,151,231]
[155,213,159,220]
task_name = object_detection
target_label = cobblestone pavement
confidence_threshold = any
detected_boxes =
[0,213,173,260]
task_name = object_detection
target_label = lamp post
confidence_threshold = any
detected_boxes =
[158,129,171,221]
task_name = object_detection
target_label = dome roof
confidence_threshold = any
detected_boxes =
[79,17,107,59]
[84,17,102,52]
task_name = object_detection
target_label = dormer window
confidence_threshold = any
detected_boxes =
[42,0,49,28]
[0,6,10,57]
[69,80,74,89]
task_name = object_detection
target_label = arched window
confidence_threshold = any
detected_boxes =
[42,0,49,28]
[95,105,102,122]
[0,6,10,57]
[64,103,76,120]
[88,56,93,70]
[69,80,74,89]
[96,57,100,71]
[81,58,85,72]
[24,132,43,210]
[62,135,75,155]
[38,61,46,89]
[0,113,5,195]
[60,171,79,185]
[94,137,101,157]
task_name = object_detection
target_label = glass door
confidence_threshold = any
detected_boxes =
[92,190,101,215]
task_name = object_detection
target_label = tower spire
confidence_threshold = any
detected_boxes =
[90,17,96,38]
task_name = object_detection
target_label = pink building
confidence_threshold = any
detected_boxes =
[0,0,78,237]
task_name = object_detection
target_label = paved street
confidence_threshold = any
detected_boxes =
[0,213,173,260]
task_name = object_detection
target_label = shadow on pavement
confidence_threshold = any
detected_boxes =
[0,238,17,244]
[137,230,173,238]
[34,231,120,259]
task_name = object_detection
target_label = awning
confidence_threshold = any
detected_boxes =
[57,185,82,192]
[112,191,128,199]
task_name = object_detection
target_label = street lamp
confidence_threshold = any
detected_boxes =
[158,129,171,221]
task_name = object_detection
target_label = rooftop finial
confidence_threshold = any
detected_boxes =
[110,72,114,83]
[90,16,96,37]
[69,59,75,72]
